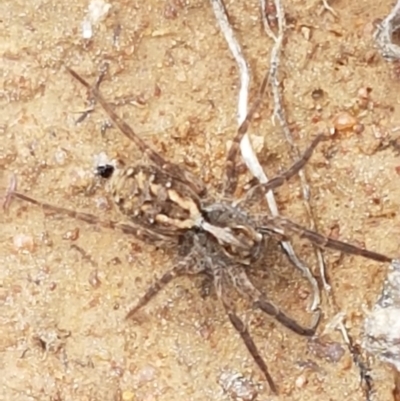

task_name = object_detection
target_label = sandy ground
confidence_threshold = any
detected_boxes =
[1,0,400,400]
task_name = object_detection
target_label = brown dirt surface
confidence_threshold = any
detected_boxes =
[1,1,400,400]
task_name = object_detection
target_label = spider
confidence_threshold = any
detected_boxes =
[10,66,393,394]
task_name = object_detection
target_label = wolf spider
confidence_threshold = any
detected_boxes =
[10,67,392,394]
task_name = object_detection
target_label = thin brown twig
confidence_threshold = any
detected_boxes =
[261,0,369,388]
[2,173,17,212]
[263,0,330,296]
[326,313,373,400]
[260,0,278,41]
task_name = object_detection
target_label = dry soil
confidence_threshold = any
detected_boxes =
[1,1,400,400]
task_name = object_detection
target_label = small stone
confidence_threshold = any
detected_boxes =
[88,269,101,288]
[301,26,312,40]
[333,111,358,132]
[219,372,258,401]
[54,148,68,165]
[122,391,135,401]
[357,87,372,99]
[295,374,307,388]
[308,337,345,363]
[136,364,157,384]
[13,233,35,253]
[311,88,324,100]
[353,123,365,134]
[62,228,80,241]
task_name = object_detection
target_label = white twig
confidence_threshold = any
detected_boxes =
[211,0,320,310]
[210,0,267,189]
[209,1,247,122]
[326,312,372,397]
[321,0,338,18]
[374,0,400,61]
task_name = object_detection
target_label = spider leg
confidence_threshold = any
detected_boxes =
[227,265,320,336]
[255,299,320,336]
[248,133,326,198]
[224,72,269,196]
[67,67,206,196]
[260,217,393,263]
[11,192,175,246]
[126,252,208,319]
[213,265,277,393]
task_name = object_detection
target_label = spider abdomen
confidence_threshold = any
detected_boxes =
[107,164,203,236]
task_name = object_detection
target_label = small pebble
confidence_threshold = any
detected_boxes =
[54,148,68,165]
[219,372,258,401]
[308,337,345,363]
[88,269,101,288]
[333,111,358,132]
[62,228,80,241]
[295,374,307,388]
[13,233,35,253]
[353,123,365,134]
[136,364,157,384]
[122,391,135,401]
[357,86,372,99]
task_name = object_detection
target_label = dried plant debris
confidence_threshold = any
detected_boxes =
[374,0,400,61]
[211,0,323,311]
[363,259,400,371]
[219,372,258,401]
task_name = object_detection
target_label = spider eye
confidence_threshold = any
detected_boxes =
[96,164,114,179]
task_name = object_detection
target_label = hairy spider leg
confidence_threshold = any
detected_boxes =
[11,192,176,246]
[125,253,207,319]
[213,264,278,393]
[67,67,206,196]
[260,217,393,264]
[245,133,326,199]
[224,71,269,196]
[227,264,320,336]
